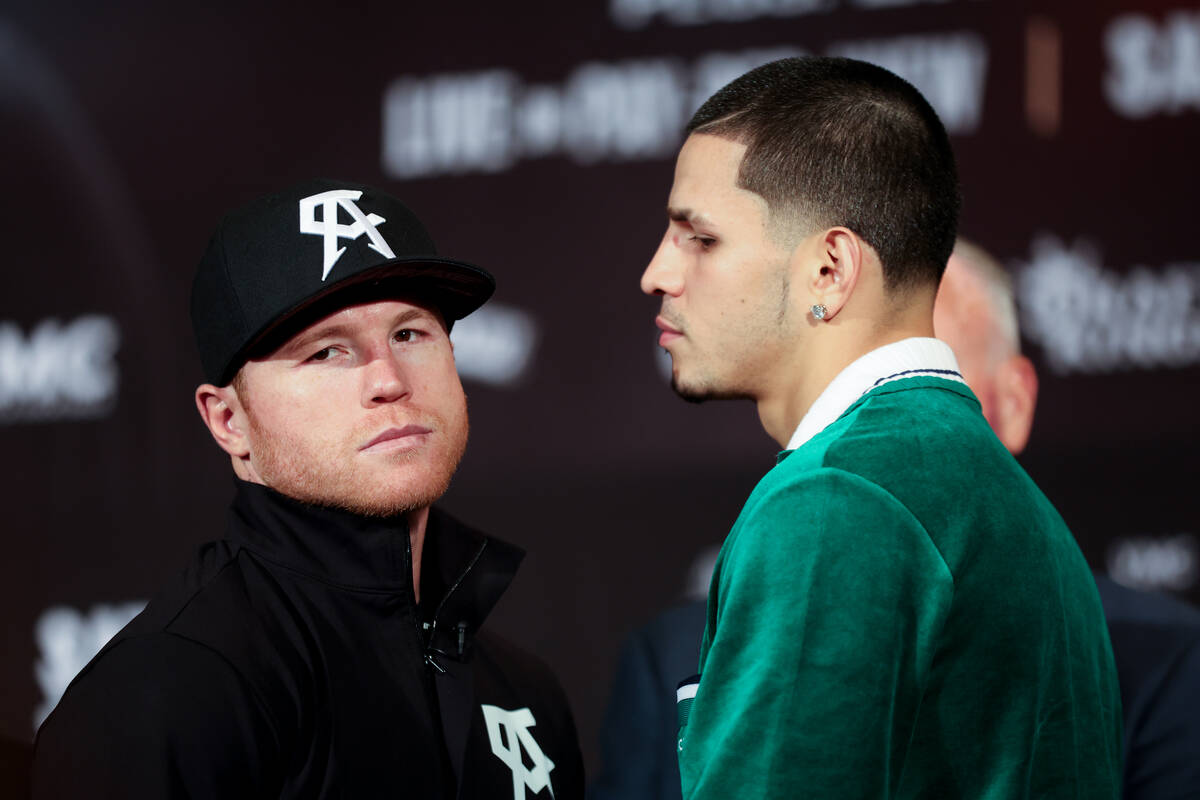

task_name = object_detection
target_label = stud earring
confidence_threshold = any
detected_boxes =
[811,304,828,321]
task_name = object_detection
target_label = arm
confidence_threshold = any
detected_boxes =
[679,469,953,799]
[32,634,281,800]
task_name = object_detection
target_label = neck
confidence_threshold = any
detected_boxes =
[408,506,430,604]
[757,309,935,448]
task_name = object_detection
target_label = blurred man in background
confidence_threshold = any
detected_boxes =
[595,238,1200,799]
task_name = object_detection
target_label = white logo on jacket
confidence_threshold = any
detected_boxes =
[298,189,396,280]
[481,704,555,798]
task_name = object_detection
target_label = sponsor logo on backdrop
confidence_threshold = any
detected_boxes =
[609,0,957,29]
[299,189,396,280]
[450,303,539,387]
[1105,10,1200,119]
[0,315,120,423]
[1016,235,1200,375]
[481,704,555,799]
[33,601,145,730]
[382,34,987,178]
[1108,533,1198,593]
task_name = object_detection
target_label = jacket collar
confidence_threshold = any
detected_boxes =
[420,505,525,659]
[227,480,524,645]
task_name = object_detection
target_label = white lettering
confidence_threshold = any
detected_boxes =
[380,36,987,178]
[0,315,120,423]
[382,71,516,178]
[34,601,145,730]
[1017,235,1200,374]
[610,0,843,29]
[450,304,539,387]
[562,59,687,163]
[1108,534,1198,592]
[849,0,951,8]
[1105,11,1200,118]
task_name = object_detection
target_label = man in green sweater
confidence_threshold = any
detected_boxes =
[639,56,1122,798]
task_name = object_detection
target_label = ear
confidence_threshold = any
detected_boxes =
[799,227,864,322]
[992,354,1038,455]
[194,383,251,460]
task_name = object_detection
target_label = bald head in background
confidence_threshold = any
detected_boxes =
[934,240,1038,454]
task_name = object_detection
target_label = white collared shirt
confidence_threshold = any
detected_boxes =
[784,337,966,451]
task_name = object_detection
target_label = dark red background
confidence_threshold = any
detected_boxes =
[2,0,1197,774]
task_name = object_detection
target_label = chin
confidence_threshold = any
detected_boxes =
[670,373,752,405]
[312,477,453,518]
[670,375,713,405]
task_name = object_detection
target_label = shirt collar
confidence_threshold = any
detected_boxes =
[785,337,966,451]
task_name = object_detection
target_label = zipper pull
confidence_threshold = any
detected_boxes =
[456,621,469,657]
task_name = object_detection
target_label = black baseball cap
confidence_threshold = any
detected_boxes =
[190,178,495,386]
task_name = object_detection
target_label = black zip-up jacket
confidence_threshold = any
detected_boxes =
[32,481,584,799]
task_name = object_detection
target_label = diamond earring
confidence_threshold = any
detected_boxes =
[811,304,828,321]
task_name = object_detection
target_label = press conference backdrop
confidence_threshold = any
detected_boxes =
[2,0,1198,770]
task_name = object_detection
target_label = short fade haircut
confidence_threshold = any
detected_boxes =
[687,56,960,293]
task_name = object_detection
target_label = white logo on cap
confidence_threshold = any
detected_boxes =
[298,189,397,280]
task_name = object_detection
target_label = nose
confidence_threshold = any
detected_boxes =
[361,352,411,407]
[640,229,684,297]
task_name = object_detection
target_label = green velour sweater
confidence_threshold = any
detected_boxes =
[678,377,1122,799]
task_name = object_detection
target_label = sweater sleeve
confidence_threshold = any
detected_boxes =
[679,468,954,800]
[32,633,282,800]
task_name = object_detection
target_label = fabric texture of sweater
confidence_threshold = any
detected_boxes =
[678,376,1123,798]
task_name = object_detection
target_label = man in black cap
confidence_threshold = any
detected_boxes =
[31,179,584,799]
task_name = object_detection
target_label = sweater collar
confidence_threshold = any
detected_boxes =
[785,337,966,451]
[227,480,524,637]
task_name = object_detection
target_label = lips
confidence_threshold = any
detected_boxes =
[655,315,683,346]
[360,424,432,451]
[655,316,682,335]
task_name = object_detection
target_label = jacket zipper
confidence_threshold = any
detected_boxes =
[423,538,488,670]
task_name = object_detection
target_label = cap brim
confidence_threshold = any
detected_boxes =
[223,257,495,384]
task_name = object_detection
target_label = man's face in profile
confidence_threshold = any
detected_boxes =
[232,297,469,516]
[640,134,796,403]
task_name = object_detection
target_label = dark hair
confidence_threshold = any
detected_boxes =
[687,56,959,293]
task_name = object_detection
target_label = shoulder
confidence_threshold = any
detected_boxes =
[738,464,930,549]
[33,633,282,795]
[621,600,707,688]
[32,633,283,797]
[814,378,1013,482]
[1096,576,1200,697]
[40,632,270,734]
[637,600,707,654]
[62,541,307,742]
[1096,575,1200,628]
[721,466,952,603]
